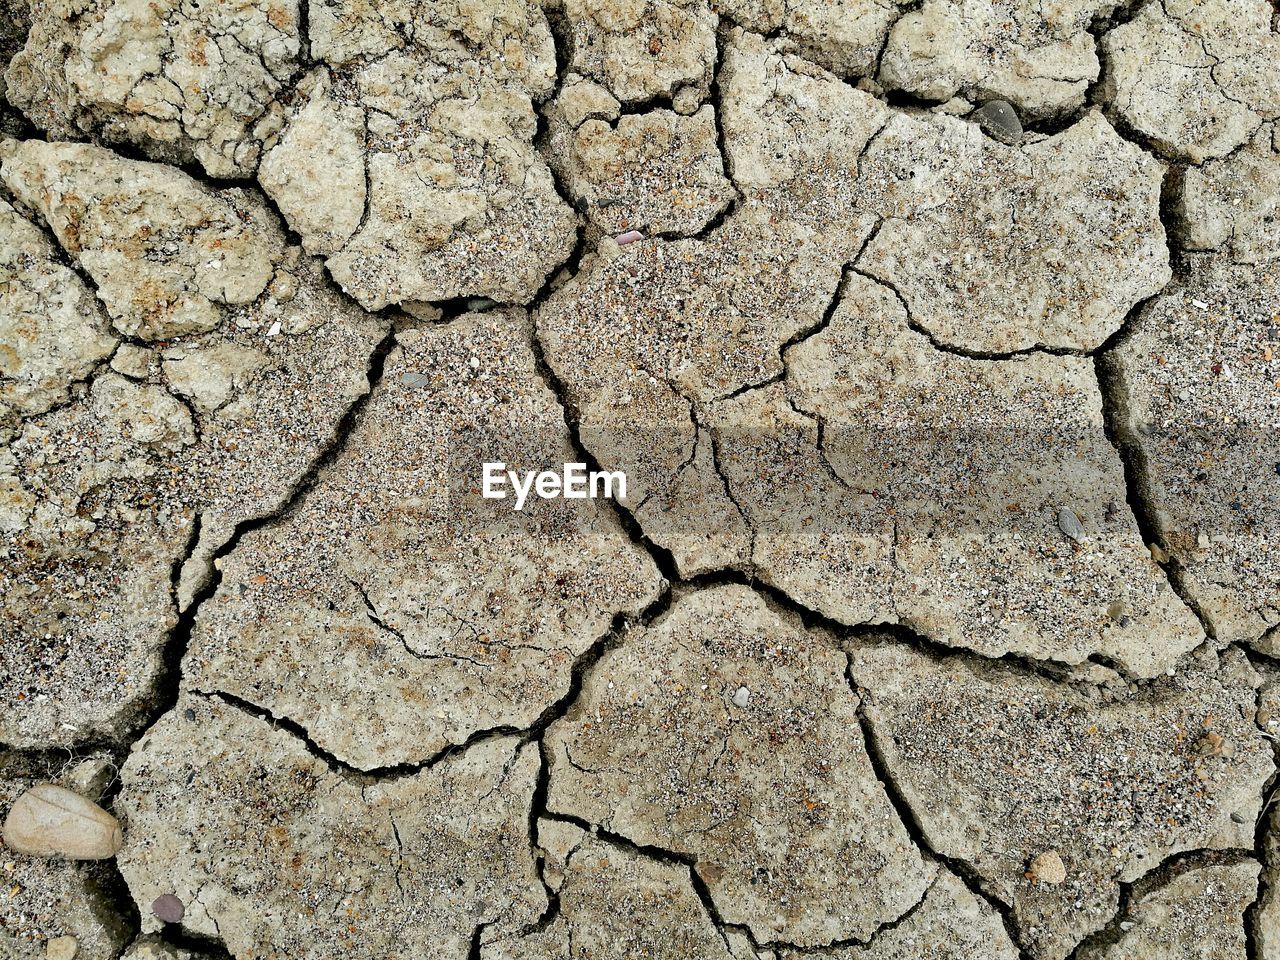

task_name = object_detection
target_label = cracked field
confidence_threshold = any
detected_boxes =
[1,0,1279,958]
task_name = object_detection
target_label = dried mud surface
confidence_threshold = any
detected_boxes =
[2,1,1279,958]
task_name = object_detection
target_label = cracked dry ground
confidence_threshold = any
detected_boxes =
[2,0,1280,958]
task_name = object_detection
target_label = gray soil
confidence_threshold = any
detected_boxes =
[2,1,1279,958]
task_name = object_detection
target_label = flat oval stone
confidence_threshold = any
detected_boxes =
[2,784,123,860]
[971,100,1023,144]
[151,894,185,924]
[1057,506,1087,542]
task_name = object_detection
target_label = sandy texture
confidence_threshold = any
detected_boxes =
[2,1,1279,957]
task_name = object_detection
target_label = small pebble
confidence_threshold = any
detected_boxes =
[401,372,431,389]
[1057,507,1086,542]
[1231,811,1248,824]
[616,230,644,247]
[732,686,751,708]
[183,707,196,721]
[2,784,123,860]
[970,100,1023,143]
[1195,731,1233,757]
[268,271,297,303]
[152,894,185,924]
[1027,850,1067,885]
[45,935,77,960]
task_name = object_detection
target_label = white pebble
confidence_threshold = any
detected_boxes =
[1057,507,1086,542]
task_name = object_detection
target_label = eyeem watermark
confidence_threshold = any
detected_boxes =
[482,462,626,511]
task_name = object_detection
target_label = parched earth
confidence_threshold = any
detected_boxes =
[1,0,1279,958]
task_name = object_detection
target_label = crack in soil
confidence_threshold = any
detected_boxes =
[847,658,1038,960]
[1063,846,1260,960]
[3,5,1274,957]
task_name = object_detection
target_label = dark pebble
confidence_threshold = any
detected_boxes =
[971,100,1023,144]
[152,894,185,924]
